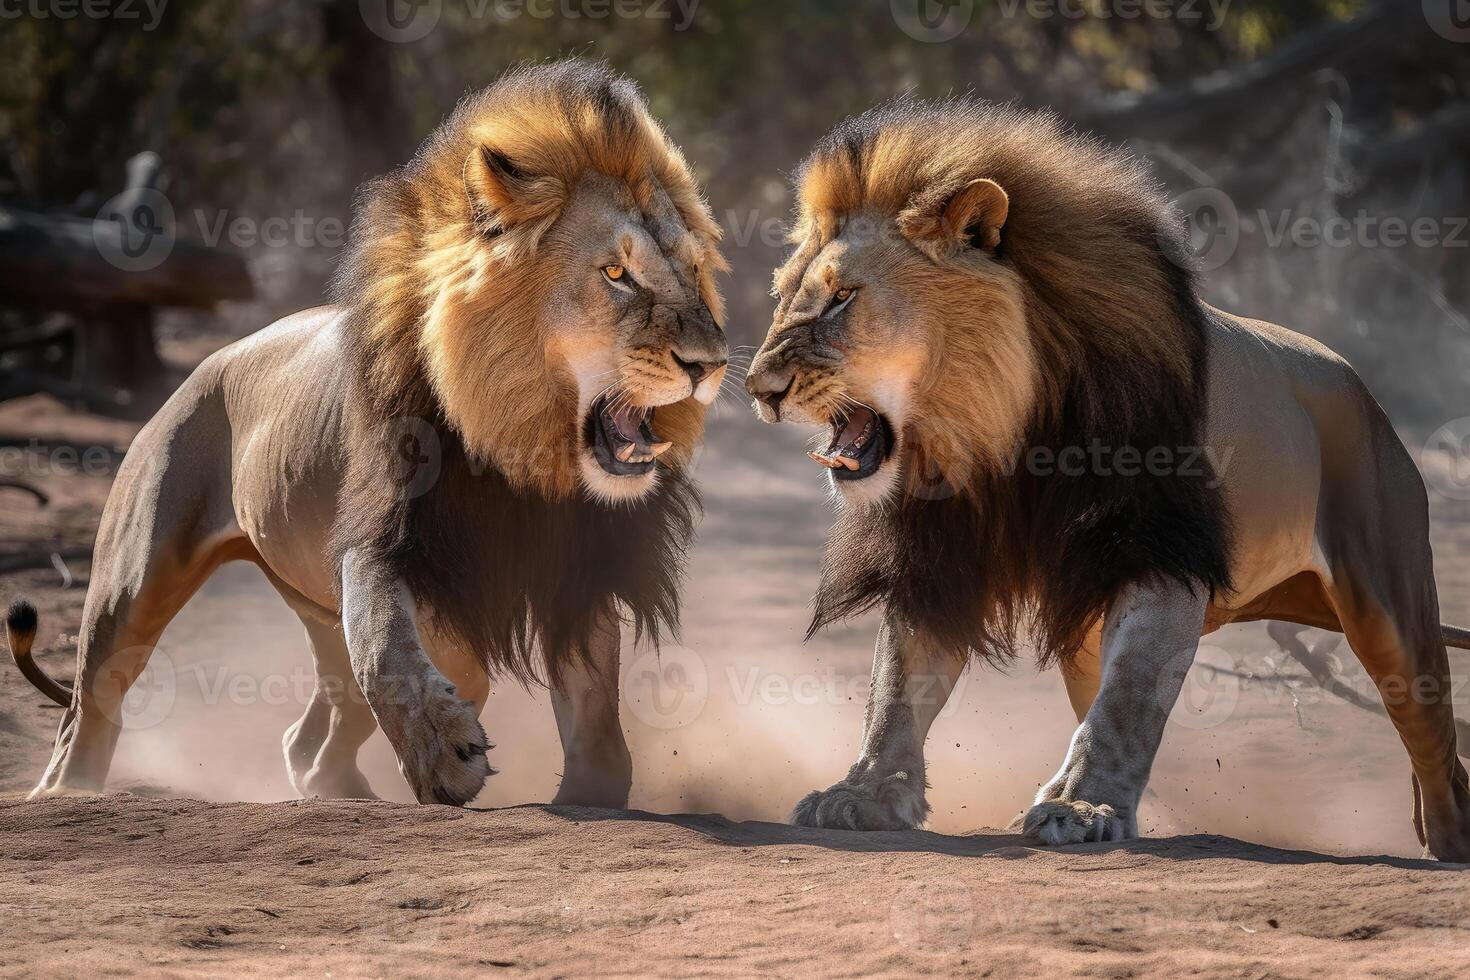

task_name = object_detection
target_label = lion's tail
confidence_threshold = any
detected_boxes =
[1445,624,1470,652]
[6,599,71,707]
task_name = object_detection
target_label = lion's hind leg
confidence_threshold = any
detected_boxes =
[32,381,249,798]
[1335,590,1470,862]
[34,531,247,798]
[1319,439,1470,862]
[283,616,380,800]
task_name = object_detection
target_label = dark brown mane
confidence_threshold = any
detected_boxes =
[333,396,697,686]
[805,98,1234,666]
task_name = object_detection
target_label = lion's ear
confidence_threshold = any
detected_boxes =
[463,145,530,237]
[901,178,1009,260]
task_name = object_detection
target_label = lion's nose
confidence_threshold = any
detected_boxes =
[673,352,726,388]
[746,366,794,418]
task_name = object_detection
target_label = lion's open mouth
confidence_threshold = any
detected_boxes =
[585,395,672,477]
[808,405,892,481]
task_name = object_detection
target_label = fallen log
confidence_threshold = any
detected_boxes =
[0,204,253,314]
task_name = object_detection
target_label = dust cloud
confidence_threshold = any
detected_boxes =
[100,414,1463,860]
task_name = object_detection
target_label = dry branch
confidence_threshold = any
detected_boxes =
[1074,3,1416,140]
[1267,621,1470,761]
[0,547,91,575]
[0,480,49,507]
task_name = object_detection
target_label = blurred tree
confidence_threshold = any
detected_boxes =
[0,0,1464,424]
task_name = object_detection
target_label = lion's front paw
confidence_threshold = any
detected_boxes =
[396,684,494,807]
[1021,799,1134,845]
[790,772,928,831]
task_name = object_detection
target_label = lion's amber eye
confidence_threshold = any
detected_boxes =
[604,265,625,281]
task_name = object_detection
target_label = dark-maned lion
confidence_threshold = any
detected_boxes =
[7,59,729,807]
[746,97,1470,861]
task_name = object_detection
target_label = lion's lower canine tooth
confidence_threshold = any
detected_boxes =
[649,441,673,457]
[616,443,636,463]
[838,454,862,471]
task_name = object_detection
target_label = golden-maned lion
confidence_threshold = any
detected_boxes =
[6,60,729,807]
[745,97,1470,861]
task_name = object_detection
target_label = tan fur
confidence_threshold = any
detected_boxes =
[758,100,1470,862]
[12,61,727,808]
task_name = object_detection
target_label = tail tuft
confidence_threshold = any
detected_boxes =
[6,598,70,707]
[7,598,38,638]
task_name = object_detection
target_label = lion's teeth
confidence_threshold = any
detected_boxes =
[837,454,861,471]
[808,451,842,469]
[648,441,673,458]
[615,443,637,463]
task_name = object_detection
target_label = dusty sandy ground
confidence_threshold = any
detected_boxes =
[3,797,1469,978]
[3,325,1470,976]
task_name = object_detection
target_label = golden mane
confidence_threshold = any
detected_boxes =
[795,98,1196,485]
[797,98,1234,666]
[333,58,725,498]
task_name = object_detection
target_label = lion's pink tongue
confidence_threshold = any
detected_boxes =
[606,403,671,464]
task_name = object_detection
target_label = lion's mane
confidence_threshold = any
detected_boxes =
[802,98,1234,666]
[329,60,721,684]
